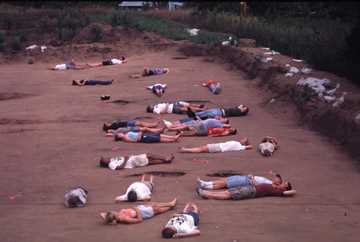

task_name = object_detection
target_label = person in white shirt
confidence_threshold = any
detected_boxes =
[180,139,253,153]
[99,153,174,170]
[49,59,88,70]
[197,171,284,190]
[146,101,205,115]
[87,56,126,67]
[147,83,167,97]
[258,136,279,157]
[161,202,200,239]
[115,174,154,202]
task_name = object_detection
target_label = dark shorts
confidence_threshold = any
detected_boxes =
[172,102,183,114]
[184,212,199,226]
[127,120,136,127]
[141,132,160,143]
[228,186,256,200]
[193,123,208,136]
[102,60,113,65]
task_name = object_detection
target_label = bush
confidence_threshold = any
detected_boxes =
[0,32,4,52]
[10,36,21,51]
[59,27,76,42]
[89,24,104,42]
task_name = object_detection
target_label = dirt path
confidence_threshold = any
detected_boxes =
[0,47,359,242]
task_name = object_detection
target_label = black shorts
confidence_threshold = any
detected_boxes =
[172,102,183,114]
[141,132,161,143]
[102,60,113,66]
[184,212,199,226]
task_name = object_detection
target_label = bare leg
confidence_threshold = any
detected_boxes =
[150,198,177,210]
[197,188,232,200]
[147,153,174,164]
[197,177,227,190]
[140,127,164,133]
[179,129,198,137]
[141,174,146,182]
[149,175,154,184]
[183,203,199,213]
[136,120,159,128]
[180,145,209,153]
[160,134,180,143]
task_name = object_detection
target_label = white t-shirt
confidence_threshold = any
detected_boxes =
[118,182,152,201]
[54,64,67,70]
[108,156,125,170]
[165,214,196,234]
[219,141,246,152]
[253,176,272,185]
[111,58,123,64]
[153,103,174,114]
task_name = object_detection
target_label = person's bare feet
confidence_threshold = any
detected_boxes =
[170,198,177,208]
[179,147,189,153]
[165,154,175,163]
[100,212,107,220]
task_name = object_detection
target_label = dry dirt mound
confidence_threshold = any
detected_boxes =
[179,42,360,161]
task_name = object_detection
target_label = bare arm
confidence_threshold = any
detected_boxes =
[173,229,201,238]
[283,190,296,196]
[245,145,253,150]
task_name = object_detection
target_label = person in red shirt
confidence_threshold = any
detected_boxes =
[196,182,295,200]
[202,80,221,94]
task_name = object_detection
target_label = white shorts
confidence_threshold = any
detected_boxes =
[125,154,149,169]
[208,141,245,153]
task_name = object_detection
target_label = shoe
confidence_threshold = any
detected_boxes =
[101,95,111,100]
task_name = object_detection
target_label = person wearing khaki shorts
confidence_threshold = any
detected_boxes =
[180,138,252,153]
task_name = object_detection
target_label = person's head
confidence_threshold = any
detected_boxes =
[146,105,154,113]
[143,68,149,76]
[67,195,81,208]
[104,211,116,224]
[114,133,125,142]
[240,137,249,145]
[120,56,126,61]
[281,181,292,191]
[229,128,237,135]
[273,174,283,185]
[154,87,165,97]
[237,104,249,116]
[127,190,138,202]
[99,157,110,168]
[162,227,177,239]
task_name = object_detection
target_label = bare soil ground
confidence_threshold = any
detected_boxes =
[0,40,360,242]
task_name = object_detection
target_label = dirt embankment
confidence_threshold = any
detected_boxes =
[178,41,360,161]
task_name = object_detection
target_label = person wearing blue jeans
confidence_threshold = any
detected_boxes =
[103,119,160,132]
[72,79,113,86]
[187,104,249,120]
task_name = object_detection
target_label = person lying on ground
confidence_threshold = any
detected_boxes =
[146,101,205,115]
[180,127,237,137]
[115,174,154,202]
[100,198,177,224]
[197,171,285,190]
[161,202,200,239]
[105,126,165,137]
[147,83,167,97]
[187,104,249,120]
[202,79,221,94]
[258,136,279,157]
[72,79,113,86]
[129,67,170,78]
[87,56,126,67]
[164,118,230,133]
[103,119,160,132]
[162,116,229,130]
[114,131,181,143]
[99,153,175,170]
[196,182,295,200]
[180,139,252,153]
[49,60,88,70]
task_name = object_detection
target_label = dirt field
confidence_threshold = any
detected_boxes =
[0,45,359,242]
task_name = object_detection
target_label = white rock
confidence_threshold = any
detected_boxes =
[326,83,340,96]
[292,59,303,62]
[301,68,312,74]
[285,72,294,77]
[355,113,360,125]
[297,77,331,97]
[332,92,347,107]
[289,66,299,74]
[261,57,272,63]
[285,64,290,67]
[40,45,47,53]
[222,41,230,46]
[25,44,38,50]
[261,47,270,50]
[323,95,336,102]
[186,28,199,36]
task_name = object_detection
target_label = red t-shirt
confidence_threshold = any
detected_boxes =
[255,184,285,197]
[208,127,229,136]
